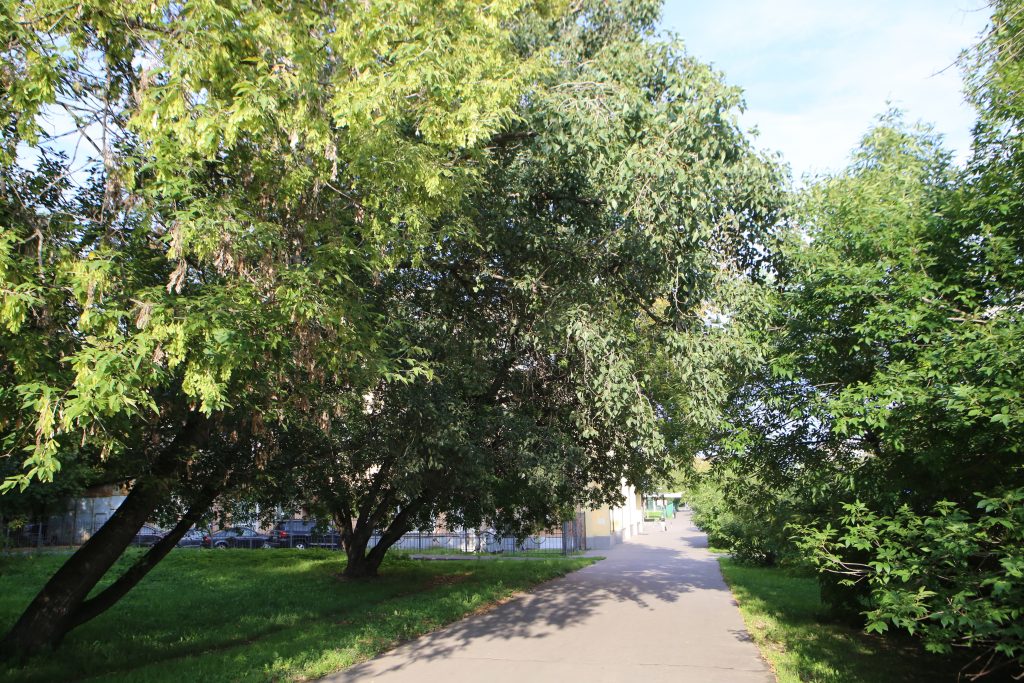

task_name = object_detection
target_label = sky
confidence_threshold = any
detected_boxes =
[660,1,991,179]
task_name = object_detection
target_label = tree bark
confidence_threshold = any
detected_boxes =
[342,548,382,579]
[342,497,425,579]
[66,488,219,630]
[342,524,375,577]
[0,472,170,658]
[0,418,203,660]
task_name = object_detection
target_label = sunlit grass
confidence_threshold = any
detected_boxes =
[719,558,968,683]
[0,548,594,682]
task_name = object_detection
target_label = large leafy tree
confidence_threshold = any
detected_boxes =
[1,0,553,656]
[253,0,784,579]
[2,0,783,655]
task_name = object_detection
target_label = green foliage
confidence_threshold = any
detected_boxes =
[1,0,555,492]
[720,558,969,683]
[700,113,1024,673]
[255,0,785,555]
[1,0,782,518]
[3,0,784,629]
[794,489,1024,673]
[690,3,1024,676]
[686,465,798,566]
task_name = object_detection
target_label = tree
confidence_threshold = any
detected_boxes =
[252,0,785,579]
[689,2,1024,674]
[1,0,552,656]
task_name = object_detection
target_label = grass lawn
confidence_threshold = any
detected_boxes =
[719,558,967,683]
[0,549,594,682]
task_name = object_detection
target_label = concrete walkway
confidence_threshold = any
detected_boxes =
[325,511,774,682]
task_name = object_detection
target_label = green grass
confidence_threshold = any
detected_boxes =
[0,548,595,682]
[719,558,966,683]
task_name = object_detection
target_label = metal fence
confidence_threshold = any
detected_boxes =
[3,516,589,556]
[1,517,95,550]
[375,515,586,557]
[1,521,178,551]
[372,528,575,557]
[1,494,128,550]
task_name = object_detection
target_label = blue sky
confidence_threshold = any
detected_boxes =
[660,1,990,178]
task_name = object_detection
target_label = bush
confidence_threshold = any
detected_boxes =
[794,488,1024,679]
[686,467,800,566]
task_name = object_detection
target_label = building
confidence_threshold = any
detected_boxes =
[45,483,129,545]
[643,491,684,518]
[582,481,645,549]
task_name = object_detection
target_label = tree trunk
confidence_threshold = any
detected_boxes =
[0,413,211,660]
[66,489,218,630]
[343,532,399,579]
[342,550,384,579]
[342,527,377,578]
[342,498,425,579]
[0,473,169,659]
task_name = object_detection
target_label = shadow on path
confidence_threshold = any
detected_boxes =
[330,514,772,682]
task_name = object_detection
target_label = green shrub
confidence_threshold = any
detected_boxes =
[686,467,800,566]
[794,488,1024,679]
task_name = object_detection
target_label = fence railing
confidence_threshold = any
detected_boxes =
[3,517,588,556]
[371,528,577,556]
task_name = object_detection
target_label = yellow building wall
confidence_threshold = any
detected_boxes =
[583,482,644,549]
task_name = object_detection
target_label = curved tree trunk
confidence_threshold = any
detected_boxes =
[342,549,384,579]
[66,489,219,630]
[0,473,169,658]
[342,497,425,579]
[0,418,208,660]
[341,526,379,578]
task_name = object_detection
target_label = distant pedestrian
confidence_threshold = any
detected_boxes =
[660,510,667,532]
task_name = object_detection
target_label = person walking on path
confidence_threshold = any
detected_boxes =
[325,510,774,682]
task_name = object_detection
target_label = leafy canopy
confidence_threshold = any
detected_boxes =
[1,0,556,491]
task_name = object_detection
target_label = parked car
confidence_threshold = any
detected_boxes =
[176,528,205,548]
[268,519,341,549]
[133,524,166,546]
[202,527,272,549]
[268,519,314,549]
[309,525,342,549]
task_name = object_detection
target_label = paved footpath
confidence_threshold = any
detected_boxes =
[325,511,775,682]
